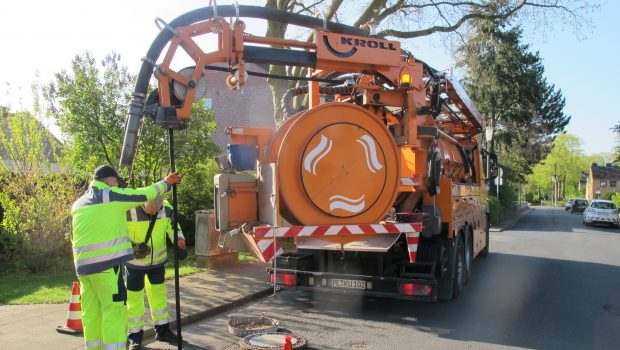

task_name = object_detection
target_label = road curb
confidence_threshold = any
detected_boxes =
[490,208,532,232]
[143,287,272,341]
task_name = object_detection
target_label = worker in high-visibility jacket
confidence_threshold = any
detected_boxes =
[125,196,186,350]
[71,165,181,350]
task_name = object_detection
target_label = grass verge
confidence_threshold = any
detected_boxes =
[164,246,206,279]
[238,251,257,262]
[0,270,76,304]
[0,247,205,305]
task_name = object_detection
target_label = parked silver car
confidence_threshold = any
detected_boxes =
[565,198,575,211]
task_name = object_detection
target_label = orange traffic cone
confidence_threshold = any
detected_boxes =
[56,282,83,334]
[282,335,293,350]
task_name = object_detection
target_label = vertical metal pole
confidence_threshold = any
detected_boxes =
[168,128,183,350]
[486,152,490,191]
[496,178,499,199]
[272,194,278,296]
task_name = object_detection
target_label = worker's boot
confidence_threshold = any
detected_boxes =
[128,331,143,350]
[128,338,142,350]
[155,325,178,344]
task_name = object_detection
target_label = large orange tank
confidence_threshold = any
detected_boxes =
[267,103,400,225]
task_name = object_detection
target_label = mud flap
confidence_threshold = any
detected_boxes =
[437,238,457,301]
[421,205,442,238]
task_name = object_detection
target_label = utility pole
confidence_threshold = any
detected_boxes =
[485,126,494,195]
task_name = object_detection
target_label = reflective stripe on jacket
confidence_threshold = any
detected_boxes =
[71,180,170,276]
[126,200,184,269]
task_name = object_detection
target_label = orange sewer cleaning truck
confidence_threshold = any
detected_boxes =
[120,5,498,301]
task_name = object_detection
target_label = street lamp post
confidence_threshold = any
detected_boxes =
[485,126,494,192]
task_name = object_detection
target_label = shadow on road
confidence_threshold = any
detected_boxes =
[262,252,620,350]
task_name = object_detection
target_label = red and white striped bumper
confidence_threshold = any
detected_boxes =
[253,223,422,263]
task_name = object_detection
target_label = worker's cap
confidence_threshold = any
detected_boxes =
[93,165,119,180]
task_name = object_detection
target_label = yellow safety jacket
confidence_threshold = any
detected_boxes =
[126,201,185,269]
[71,180,170,276]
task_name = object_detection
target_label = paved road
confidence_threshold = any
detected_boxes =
[170,207,620,350]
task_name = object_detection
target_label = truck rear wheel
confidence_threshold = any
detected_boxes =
[464,229,473,284]
[480,214,490,257]
[452,234,465,298]
[438,233,465,301]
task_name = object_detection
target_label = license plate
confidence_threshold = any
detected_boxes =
[329,278,366,290]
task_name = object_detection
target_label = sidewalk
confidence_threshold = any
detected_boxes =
[489,205,532,232]
[0,260,270,350]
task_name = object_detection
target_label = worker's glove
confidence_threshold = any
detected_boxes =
[177,247,188,261]
[164,172,182,186]
[176,239,187,260]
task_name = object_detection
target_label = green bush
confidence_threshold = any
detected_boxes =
[498,184,515,211]
[0,112,78,273]
[611,193,620,209]
[0,224,19,264]
[600,192,616,200]
[176,159,220,245]
[0,174,76,273]
[487,196,501,225]
[524,192,536,204]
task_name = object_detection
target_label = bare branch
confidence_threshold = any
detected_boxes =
[378,0,529,38]
[432,0,453,27]
[294,0,325,14]
[376,0,492,23]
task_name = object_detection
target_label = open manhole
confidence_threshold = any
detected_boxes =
[239,332,308,350]
[228,315,280,337]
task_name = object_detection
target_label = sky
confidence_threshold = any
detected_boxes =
[0,0,617,156]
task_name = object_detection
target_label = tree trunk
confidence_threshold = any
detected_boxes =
[353,0,389,28]
[265,0,293,125]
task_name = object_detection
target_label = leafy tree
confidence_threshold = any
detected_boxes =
[585,152,611,166]
[43,52,221,241]
[527,134,584,204]
[175,159,220,244]
[44,52,132,173]
[44,52,220,176]
[457,19,570,184]
[611,192,620,208]
[612,122,620,164]
[129,102,220,187]
[262,0,595,123]
[0,109,78,272]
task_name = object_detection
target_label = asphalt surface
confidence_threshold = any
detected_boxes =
[172,207,620,350]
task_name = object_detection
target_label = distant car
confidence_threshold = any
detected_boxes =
[571,199,588,213]
[583,200,619,227]
[565,198,575,211]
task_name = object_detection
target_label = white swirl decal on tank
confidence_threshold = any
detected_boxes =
[329,194,365,213]
[303,135,333,175]
[356,135,383,173]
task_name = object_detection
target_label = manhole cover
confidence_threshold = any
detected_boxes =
[228,315,280,337]
[239,332,308,350]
